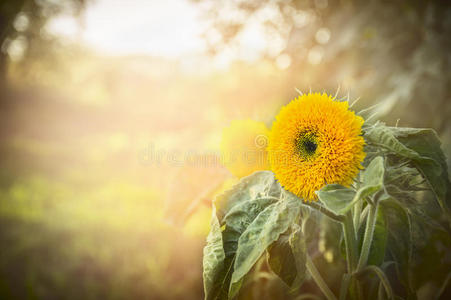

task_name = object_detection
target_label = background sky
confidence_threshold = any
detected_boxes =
[46,0,282,70]
[48,0,206,57]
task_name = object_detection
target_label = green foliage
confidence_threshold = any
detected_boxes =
[231,194,301,297]
[359,156,385,201]
[380,199,414,296]
[0,177,204,300]
[317,156,385,214]
[364,123,450,211]
[364,124,451,298]
[391,127,451,210]
[367,208,387,267]
[364,124,434,164]
[267,223,307,289]
[316,184,355,215]
[204,122,451,300]
[203,208,226,299]
[203,171,302,300]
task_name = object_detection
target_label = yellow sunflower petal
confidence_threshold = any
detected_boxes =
[220,119,270,178]
[268,93,365,201]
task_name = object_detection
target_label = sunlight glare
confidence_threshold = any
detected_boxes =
[47,0,206,58]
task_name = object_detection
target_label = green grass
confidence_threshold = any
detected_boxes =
[0,173,207,300]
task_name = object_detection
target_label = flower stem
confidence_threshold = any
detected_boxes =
[342,212,358,271]
[306,254,337,300]
[342,212,362,300]
[353,174,362,231]
[356,202,379,271]
[339,274,351,300]
[353,200,362,232]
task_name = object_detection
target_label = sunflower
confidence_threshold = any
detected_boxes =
[268,93,365,201]
[220,119,270,178]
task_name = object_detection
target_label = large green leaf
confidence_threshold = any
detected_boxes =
[380,199,414,296]
[203,171,281,300]
[215,171,281,223]
[316,184,355,215]
[267,223,307,289]
[385,163,420,188]
[267,230,298,287]
[203,171,302,300]
[203,209,227,300]
[229,193,301,298]
[288,224,308,285]
[380,196,451,297]
[367,207,388,266]
[364,123,450,211]
[389,127,451,211]
[364,124,438,166]
[317,156,385,214]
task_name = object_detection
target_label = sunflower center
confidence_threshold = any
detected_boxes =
[295,131,318,159]
[303,140,317,154]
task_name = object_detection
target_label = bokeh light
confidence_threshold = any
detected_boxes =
[0,0,450,299]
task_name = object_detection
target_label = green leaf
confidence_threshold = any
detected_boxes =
[380,199,414,295]
[316,184,355,215]
[229,194,301,298]
[267,224,307,288]
[385,164,420,187]
[364,123,450,211]
[203,209,227,300]
[289,224,308,285]
[267,231,297,287]
[317,156,385,214]
[389,127,451,211]
[359,156,385,200]
[215,171,281,223]
[380,196,451,296]
[367,207,387,266]
[203,171,282,300]
[364,124,438,167]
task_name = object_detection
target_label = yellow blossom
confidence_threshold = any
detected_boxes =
[268,93,365,201]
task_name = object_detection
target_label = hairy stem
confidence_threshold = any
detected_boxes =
[342,212,362,300]
[342,212,358,271]
[353,200,362,233]
[339,274,351,300]
[357,203,378,271]
[353,174,362,231]
[353,201,362,231]
[306,254,337,300]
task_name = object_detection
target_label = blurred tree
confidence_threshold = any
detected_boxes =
[194,0,451,135]
[0,0,87,84]
[0,0,26,81]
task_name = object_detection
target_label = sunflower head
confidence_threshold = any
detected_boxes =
[268,92,365,201]
[220,119,270,178]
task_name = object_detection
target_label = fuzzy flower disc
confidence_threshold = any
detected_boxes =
[268,93,365,201]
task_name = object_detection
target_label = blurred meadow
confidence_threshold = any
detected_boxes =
[0,0,450,299]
